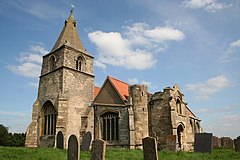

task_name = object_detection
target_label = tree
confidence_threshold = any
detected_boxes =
[0,124,10,146]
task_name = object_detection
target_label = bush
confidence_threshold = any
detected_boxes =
[0,124,10,146]
[0,124,26,147]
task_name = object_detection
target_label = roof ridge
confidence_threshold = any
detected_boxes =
[108,76,129,86]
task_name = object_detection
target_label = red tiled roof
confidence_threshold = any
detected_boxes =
[108,76,129,101]
[94,86,101,98]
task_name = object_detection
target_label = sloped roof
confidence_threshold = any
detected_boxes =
[51,11,85,52]
[185,106,196,117]
[108,76,129,101]
[94,86,100,98]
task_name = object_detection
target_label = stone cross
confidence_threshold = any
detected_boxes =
[68,135,79,160]
[91,139,106,160]
[194,133,212,153]
[142,137,158,160]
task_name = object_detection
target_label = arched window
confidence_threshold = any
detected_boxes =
[49,55,56,71]
[42,101,57,135]
[100,112,119,141]
[76,56,83,71]
[176,99,182,114]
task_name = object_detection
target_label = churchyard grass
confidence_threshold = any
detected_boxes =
[0,146,240,160]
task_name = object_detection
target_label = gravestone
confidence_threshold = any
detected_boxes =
[68,135,79,160]
[56,131,64,149]
[234,136,240,152]
[81,131,92,151]
[166,135,177,151]
[221,137,234,149]
[91,139,106,160]
[194,133,212,153]
[39,135,55,147]
[212,136,221,149]
[142,137,158,160]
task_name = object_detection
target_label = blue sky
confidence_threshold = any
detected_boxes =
[0,0,239,138]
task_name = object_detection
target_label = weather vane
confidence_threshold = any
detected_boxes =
[70,4,75,14]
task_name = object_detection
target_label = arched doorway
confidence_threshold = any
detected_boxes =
[177,124,184,149]
[56,131,64,149]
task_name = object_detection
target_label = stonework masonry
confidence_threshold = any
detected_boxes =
[26,11,202,151]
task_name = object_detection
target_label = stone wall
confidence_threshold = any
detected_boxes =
[94,106,130,146]
[129,84,149,148]
[149,91,172,150]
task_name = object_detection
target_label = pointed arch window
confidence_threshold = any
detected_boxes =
[42,101,57,135]
[100,112,119,141]
[49,55,56,71]
[76,56,83,71]
[176,99,182,114]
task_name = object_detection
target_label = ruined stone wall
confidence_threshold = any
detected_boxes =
[25,101,39,147]
[149,85,201,151]
[149,91,172,150]
[129,85,149,148]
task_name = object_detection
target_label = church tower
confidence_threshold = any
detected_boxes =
[25,9,94,148]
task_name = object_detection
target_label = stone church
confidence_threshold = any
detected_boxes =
[25,10,202,151]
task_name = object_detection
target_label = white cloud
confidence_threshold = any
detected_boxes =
[2,0,65,20]
[185,75,231,100]
[221,39,240,63]
[230,39,240,48]
[183,0,232,12]
[28,82,39,88]
[7,43,48,78]
[128,78,158,92]
[89,23,185,70]
[128,78,139,84]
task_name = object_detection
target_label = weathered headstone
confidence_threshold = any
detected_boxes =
[142,137,158,160]
[56,131,64,149]
[221,137,234,149]
[234,136,240,152]
[91,139,106,160]
[39,135,55,147]
[212,136,221,149]
[166,135,177,151]
[81,131,92,151]
[194,133,212,153]
[68,135,79,160]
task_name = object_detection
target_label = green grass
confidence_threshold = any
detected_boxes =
[0,146,239,160]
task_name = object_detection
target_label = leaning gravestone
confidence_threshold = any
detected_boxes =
[56,131,64,149]
[81,131,92,151]
[234,136,240,152]
[194,133,212,153]
[68,135,79,160]
[91,139,106,160]
[142,137,158,160]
